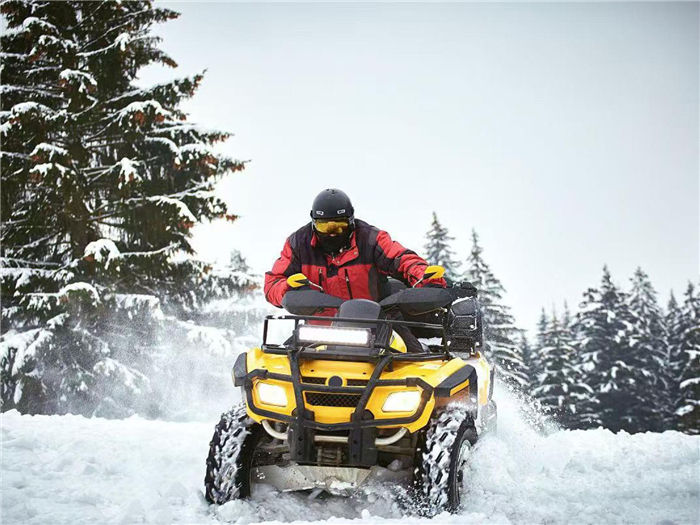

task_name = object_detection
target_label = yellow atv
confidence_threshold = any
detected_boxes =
[204,267,496,514]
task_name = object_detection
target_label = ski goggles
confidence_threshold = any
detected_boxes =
[313,218,351,235]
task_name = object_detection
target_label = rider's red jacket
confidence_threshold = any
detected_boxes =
[264,219,446,307]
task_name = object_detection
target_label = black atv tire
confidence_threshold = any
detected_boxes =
[204,403,263,504]
[416,405,478,515]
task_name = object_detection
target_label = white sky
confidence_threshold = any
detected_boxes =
[140,1,699,332]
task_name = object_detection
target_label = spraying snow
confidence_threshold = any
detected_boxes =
[2,387,698,525]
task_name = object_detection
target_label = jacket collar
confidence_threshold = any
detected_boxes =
[311,227,359,265]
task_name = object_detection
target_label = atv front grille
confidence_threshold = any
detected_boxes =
[305,392,362,408]
[302,377,369,387]
[302,376,326,385]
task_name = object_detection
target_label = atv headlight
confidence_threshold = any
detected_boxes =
[256,382,287,407]
[296,325,372,347]
[382,391,421,413]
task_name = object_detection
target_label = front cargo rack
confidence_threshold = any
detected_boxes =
[261,314,451,362]
[233,313,458,466]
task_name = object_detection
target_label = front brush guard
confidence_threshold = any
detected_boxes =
[235,351,434,467]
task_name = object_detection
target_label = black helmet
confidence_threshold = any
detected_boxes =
[310,189,354,222]
[310,189,355,255]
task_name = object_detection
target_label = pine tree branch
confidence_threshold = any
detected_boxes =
[77,8,153,52]
[68,2,110,32]
[1,258,61,268]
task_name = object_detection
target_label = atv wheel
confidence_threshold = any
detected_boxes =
[417,404,477,514]
[204,403,264,504]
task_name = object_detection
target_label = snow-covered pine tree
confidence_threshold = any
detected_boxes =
[675,283,700,434]
[1,1,246,417]
[520,332,536,390]
[533,308,579,427]
[530,309,549,387]
[626,268,671,432]
[572,267,646,432]
[423,212,460,282]
[463,230,526,388]
[666,292,685,430]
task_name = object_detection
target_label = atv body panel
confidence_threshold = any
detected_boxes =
[236,347,489,433]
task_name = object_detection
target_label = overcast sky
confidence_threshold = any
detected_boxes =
[140,1,699,332]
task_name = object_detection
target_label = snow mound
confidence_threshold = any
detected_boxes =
[1,389,698,525]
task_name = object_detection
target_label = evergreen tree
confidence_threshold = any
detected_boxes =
[423,212,460,282]
[572,267,644,432]
[532,308,579,426]
[463,230,526,388]
[1,1,246,417]
[626,268,671,431]
[562,302,573,335]
[520,332,535,389]
[530,309,548,386]
[675,283,700,434]
[666,292,685,429]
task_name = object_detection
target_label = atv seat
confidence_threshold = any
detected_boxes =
[332,299,391,347]
[333,299,385,326]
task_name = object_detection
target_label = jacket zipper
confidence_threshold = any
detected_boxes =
[344,269,353,299]
[318,268,324,290]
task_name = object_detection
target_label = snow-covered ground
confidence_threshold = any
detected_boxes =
[2,390,699,525]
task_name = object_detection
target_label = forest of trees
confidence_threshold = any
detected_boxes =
[424,213,700,435]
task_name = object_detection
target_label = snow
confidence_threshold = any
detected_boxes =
[180,322,234,356]
[84,239,121,268]
[0,328,53,377]
[1,267,75,287]
[180,143,213,157]
[58,69,97,89]
[93,358,148,395]
[114,33,131,51]
[9,101,53,117]
[2,16,56,37]
[112,294,164,319]
[145,137,182,163]
[60,282,101,304]
[116,157,143,188]
[149,196,197,223]
[116,100,171,126]
[2,388,698,525]
[680,377,700,389]
[29,162,69,179]
[29,143,68,160]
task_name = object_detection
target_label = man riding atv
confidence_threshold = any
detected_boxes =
[264,188,446,351]
[203,188,495,515]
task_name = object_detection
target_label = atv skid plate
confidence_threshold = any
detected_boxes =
[251,464,411,496]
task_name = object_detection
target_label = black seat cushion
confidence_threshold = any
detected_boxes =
[334,299,385,327]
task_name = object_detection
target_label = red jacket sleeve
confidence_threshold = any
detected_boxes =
[264,238,300,307]
[373,230,447,288]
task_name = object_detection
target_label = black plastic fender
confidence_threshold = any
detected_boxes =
[434,364,478,403]
[232,352,247,387]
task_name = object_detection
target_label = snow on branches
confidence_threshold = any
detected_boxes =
[116,100,172,129]
[84,239,121,269]
[1,0,249,418]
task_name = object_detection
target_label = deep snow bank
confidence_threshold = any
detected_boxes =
[2,392,699,525]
